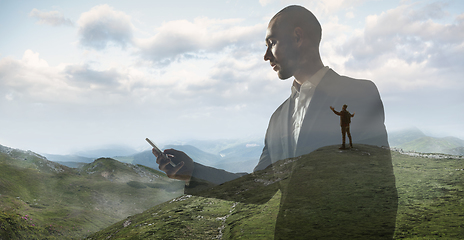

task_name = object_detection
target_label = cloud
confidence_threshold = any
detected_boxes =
[77,4,134,50]
[64,64,121,88]
[0,49,284,148]
[288,0,367,16]
[76,5,265,66]
[0,50,136,105]
[339,2,464,71]
[29,8,74,27]
[0,50,69,103]
[134,17,264,66]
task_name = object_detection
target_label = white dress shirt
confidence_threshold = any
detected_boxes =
[289,66,329,155]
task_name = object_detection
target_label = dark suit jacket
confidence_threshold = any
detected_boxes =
[255,69,389,171]
[186,69,397,239]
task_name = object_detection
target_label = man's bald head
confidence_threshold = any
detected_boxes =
[264,5,325,82]
[270,5,322,49]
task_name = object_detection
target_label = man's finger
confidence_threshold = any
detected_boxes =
[166,161,185,178]
[164,149,181,156]
[152,148,161,161]
[152,148,158,157]
[158,157,171,171]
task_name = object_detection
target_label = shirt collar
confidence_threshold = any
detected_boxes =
[291,66,330,95]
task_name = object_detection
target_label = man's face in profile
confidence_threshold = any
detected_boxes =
[264,18,299,80]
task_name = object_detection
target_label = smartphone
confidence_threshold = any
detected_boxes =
[145,138,177,167]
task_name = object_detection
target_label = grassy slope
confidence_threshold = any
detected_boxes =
[0,152,184,239]
[87,145,464,239]
[392,151,464,239]
[86,192,282,240]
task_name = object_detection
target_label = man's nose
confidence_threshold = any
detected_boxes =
[264,47,273,61]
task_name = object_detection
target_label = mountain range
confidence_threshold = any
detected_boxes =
[39,129,463,176]
[388,128,464,155]
[50,140,263,172]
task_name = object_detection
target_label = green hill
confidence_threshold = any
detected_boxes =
[388,128,426,147]
[0,145,184,239]
[389,128,464,156]
[86,144,464,239]
[399,136,464,155]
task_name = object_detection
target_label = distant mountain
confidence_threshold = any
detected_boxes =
[49,161,86,168]
[126,143,262,174]
[42,153,94,163]
[41,139,264,173]
[126,150,158,170]
[442,136,464,148]
[399,136,464,155]
[388,127,426,147]
[74,144,139,158]
[164,144,220,166]
[41,146,138,168]
[0,144,184,239]
[446,147,464,156]
[180,138,264,154]
[216,143,262,173]
[128,145,224,172]
[388,128,464,155]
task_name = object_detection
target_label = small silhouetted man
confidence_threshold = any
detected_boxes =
[330,105,355,149]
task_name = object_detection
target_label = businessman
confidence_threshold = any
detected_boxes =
[331,104,355,149]
[153,5,397,239]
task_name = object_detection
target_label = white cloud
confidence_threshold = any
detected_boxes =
[259,0,275,7]
[77,4,134,50]
[21,49,50,68]
[337,3,464,77]
[134,17,265,66]
[76,5,266,67]
[0,50,137,105]
[287,0,367,16]
[29,8,74,27]
[0,48,278,111]
[64,64,122,88]
[0,50,70,103]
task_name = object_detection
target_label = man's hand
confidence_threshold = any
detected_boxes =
[152,148,194,184]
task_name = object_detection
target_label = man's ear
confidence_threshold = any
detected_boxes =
[294,27,303,47]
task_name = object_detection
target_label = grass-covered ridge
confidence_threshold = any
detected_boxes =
[1,144,463,239]
[87,144,463,239]
[0,146,184,239]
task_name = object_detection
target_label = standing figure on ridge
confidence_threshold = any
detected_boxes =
[330,105,355,149]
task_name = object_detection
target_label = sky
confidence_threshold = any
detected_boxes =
[0,0,463,155]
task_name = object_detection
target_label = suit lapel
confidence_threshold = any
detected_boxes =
[279,97,293,160]
[295,70,340,156]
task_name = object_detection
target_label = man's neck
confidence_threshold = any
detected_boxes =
[293,60,325,85]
